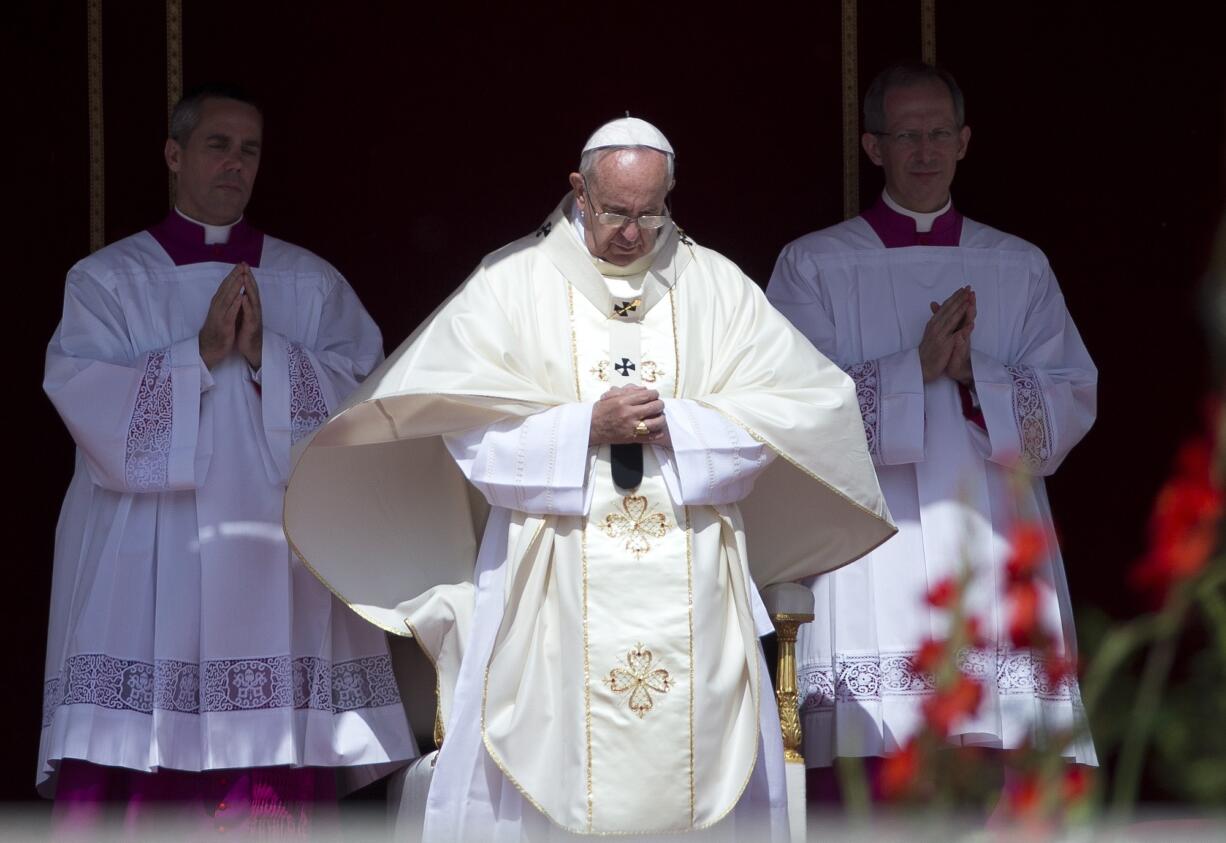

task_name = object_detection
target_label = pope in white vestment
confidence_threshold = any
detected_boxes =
[283,119,894,839]
[39,89,415,820]
[766,65,1098,777]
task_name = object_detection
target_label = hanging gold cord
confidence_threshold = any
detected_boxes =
[166,0,183,208]
[87,0,104,252]
[840,0,859,220]
[921,0,937,65]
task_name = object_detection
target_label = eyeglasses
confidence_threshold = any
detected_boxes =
[581,177,670,230]
[873,127,961,149]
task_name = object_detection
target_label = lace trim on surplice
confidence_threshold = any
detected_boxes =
[41,653,401,726]
[846,360,881,459]
[797,647,1079,716]
[288,342,329,444]
[1005,364,1053,470]
[125,349,174,490]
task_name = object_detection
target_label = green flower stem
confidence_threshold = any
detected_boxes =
[1108,592,1191,818]
[1196,564,1226,660]
[1079,615,1162,715]
[835,756,871,823]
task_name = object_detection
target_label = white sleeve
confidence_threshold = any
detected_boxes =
[254,270,385,484]
[654,399,776,506]
[969,259,1097,476]
[767,243,925,466]
[43,268,215,493]
[442,403,595,516]
[844,348,927,466]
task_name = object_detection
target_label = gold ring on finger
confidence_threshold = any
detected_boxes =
[633,421,650,437]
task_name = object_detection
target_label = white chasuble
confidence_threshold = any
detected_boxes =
[479,278,759,833]
[284,197,895,835]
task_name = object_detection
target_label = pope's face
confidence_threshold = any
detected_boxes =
[569,149,671,266]
[861,80,970,213]
[164,97,263,225]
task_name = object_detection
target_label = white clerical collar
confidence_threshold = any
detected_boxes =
[882,190,951,234]
[567,198,667,278]
[175,206,242,245]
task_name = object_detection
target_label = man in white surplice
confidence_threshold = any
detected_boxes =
[40,84,415,827]
[766,63,1098,795]
[282,118,894,839]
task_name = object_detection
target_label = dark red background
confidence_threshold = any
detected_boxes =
[9,0,1224,805]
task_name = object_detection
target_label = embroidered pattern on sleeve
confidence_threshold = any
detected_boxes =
[288,343,329,445]
[1005,365,1053,470]
[125,349,173,490]
[846,361,881,459]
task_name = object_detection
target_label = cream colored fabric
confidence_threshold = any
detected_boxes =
[475,276,761,832]
[284,196,894,833]
[398,582,474,747]
[285,199,892,629]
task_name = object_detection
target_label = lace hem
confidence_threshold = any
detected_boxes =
[798,647,1079,715]
[288,343,329,445]
[42,653,400,725]
[125,349,173,490]
[1005,364,1053,470]
[846,361,881,459]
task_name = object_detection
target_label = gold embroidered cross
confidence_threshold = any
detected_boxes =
[613,299,642,317]
[602,495,670,558]
[602,643,672,719]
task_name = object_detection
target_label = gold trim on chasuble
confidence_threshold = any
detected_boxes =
[402,617,445,749]
[571,274,697,832]
[571,279,595,828]
[685,508,695,824]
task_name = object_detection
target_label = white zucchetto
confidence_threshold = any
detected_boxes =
[581,117,674,156]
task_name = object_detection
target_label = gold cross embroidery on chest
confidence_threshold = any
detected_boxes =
[590,360,665,384]
[601,494,671,558]
[602,643,672,718]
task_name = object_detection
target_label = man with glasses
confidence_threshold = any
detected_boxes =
[283,117,893,839]
[767,63,1098,802]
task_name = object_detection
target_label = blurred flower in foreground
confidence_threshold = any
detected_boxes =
[879,567,986,800]
[879,738,920,799]
[1130,429,1222,603]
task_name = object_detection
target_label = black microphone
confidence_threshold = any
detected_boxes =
[610,443,643,491]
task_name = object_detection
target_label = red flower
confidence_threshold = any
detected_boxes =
[1062,765,1092,802]
[879,739,920,799]
[913,638,945,674]
[1006,522,1047,584]
[1007,580,1042,648]
[1131,437,1222,600]
[961,616,988,650]
[1043,654,1076,688]
[925,577,958,608]
[921,674,983,736]
[1007,773,1042,816]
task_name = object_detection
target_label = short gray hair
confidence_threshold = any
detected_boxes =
[863,63,965,134]
[169,83,262,144]
[578,146,676,188]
